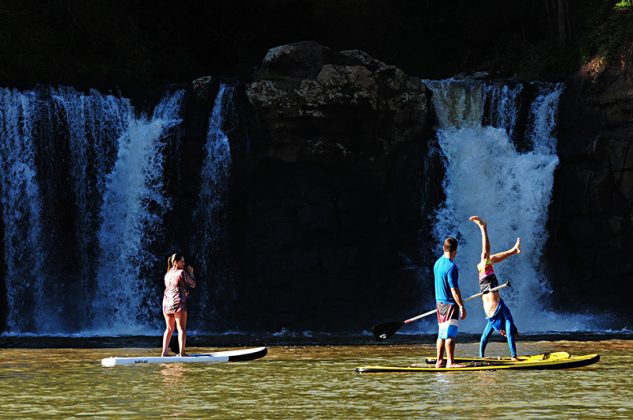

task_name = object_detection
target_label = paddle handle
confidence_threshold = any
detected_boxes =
[404,308,437,323]
[403,281,510,324]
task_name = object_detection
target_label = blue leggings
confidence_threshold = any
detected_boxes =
[479,300,518,358]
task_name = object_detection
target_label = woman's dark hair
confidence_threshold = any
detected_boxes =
[167,253,185,273]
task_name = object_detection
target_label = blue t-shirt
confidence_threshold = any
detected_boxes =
[434,256,459,304]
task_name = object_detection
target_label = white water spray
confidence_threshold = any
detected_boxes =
[89,90,185,334]
[425,79,593,333]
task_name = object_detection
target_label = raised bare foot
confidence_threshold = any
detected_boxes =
[513,237,521,254]
[469,215,486,227]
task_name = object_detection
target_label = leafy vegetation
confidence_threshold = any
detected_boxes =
[578,0,633,65]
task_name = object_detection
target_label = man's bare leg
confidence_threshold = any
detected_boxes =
[445,338,464,368]
[436,338,446,368]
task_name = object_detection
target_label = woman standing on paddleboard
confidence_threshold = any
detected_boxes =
[161,253,196,357]
[470,216,521,360]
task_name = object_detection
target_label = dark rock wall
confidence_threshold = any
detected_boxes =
[226,42,434,330]
[549,41,633,319]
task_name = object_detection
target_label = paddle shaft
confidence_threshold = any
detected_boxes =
[403,281,510,324]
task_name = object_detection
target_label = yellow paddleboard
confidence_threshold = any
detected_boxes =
[355,352,599,373]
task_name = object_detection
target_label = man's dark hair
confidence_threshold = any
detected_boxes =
[443,237,458,253]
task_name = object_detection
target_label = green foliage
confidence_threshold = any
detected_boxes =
[578,0,633,65]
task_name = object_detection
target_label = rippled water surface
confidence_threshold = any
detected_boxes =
[1,340,631,418]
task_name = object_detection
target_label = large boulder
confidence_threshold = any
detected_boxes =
[228,42,434,331]
[245,41,429,163]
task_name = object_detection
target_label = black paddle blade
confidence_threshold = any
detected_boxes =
[372,322,404,341]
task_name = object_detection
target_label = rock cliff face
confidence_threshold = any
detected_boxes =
[550,43,633,318]
[225,41,434,330]
[245,41,430,163]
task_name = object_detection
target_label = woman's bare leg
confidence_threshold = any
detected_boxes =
[490,237,521,264]
[174,311,188,356]
[161,313,175,356]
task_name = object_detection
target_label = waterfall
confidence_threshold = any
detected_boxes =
[424,79,593,333]
[89,90,185,334]
[51,87,133,329]
[191,83,235,329]
[424,79,484,129]
[0,86,186,335]
[0,89,48,332]
[483,82,523,139]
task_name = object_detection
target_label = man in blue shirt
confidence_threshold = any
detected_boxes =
[433,237,466,368]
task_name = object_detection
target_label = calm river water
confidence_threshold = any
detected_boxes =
[1,339,631,418]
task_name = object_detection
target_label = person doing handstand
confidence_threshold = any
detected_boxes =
[470,216,521,360]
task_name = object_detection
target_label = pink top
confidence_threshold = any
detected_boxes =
[477,259,495,280]
[162,268,196,314]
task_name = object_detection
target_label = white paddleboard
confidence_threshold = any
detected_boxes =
[101,346,267,367]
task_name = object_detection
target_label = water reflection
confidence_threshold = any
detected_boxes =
[158,363,190,417]
[159,363,186,384]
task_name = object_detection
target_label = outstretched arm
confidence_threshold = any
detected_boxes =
[470,216,490,260]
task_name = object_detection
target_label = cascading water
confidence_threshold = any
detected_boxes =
[191,83,235,329]
[50,87,133,329]
[89,90,185,334]
[0,87,187,335]
[0,89,48,332]
[483,82,523,139]
[424,79,593,333]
